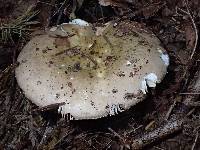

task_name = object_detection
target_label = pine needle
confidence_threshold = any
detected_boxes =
[0,6,39,43]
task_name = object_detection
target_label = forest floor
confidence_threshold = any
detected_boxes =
[0,0,200,149]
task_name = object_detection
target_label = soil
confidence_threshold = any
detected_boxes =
[0,0,200,150]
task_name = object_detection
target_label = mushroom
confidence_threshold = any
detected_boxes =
[15,19,169,120]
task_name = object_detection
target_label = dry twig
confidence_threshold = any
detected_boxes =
[52,128,76,149]
[180,93,200,95]
[56,0,68,25]
[108,127,130,149]
[191,131,199,150]
[38,125,54,148]
[165,100,177,120]
[131,118,183,149]
[176,1,198,60]
[108,127,125,142]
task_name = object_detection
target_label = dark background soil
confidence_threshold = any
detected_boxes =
[0,0,200,149]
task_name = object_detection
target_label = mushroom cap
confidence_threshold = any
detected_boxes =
[15,20,169,120]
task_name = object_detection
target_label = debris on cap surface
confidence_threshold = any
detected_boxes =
[15,20,169,120]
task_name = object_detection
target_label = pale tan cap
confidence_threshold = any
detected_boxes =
[15,20,169,120]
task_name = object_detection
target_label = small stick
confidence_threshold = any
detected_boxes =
[145,120,155,130]
[52,129,76,149]
[37,0,57,7]
[165,100,177,120]
[56,0,68,25]
[153,146,165,150]
[184,101,200,107]
[108,127,131,149]
[177,4,198,60]
[100,5,105,23]
[44,0,56,28]
[131,118,183,149]
[108,127,125,142]
[179,92,200,95]
[186,108,195,117]
[38,125,54,147]
[191,132,199,150]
